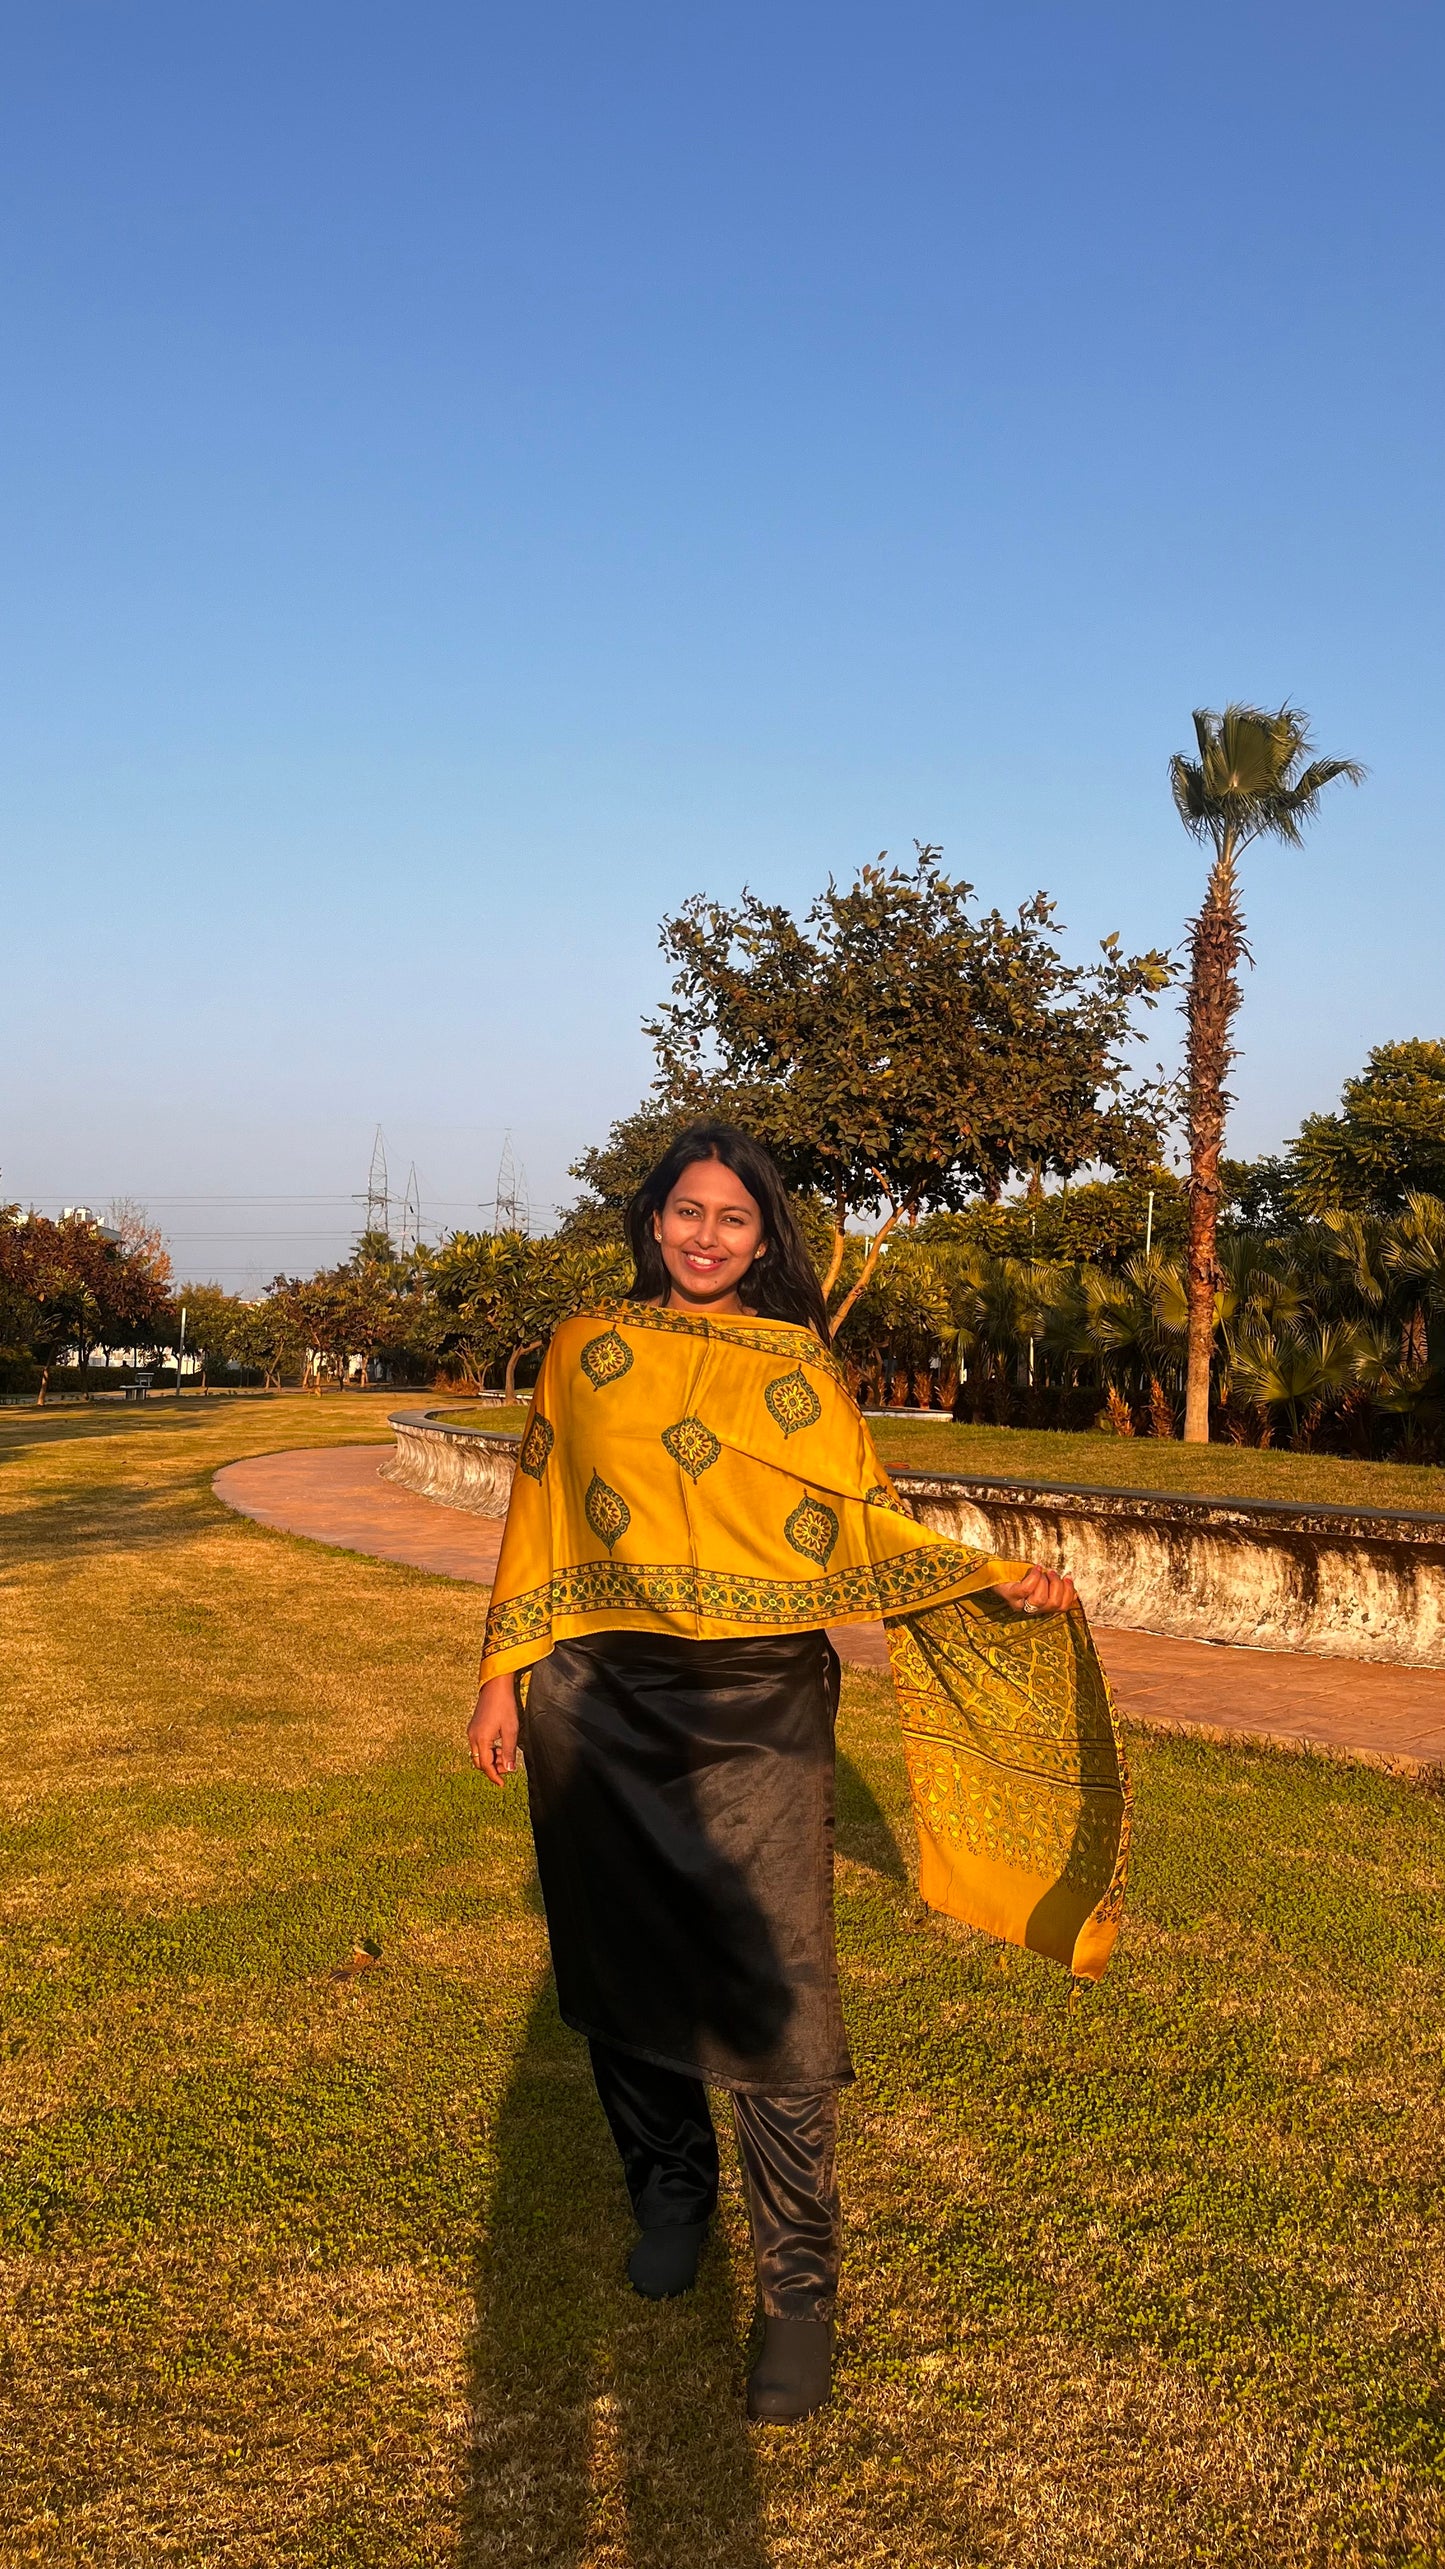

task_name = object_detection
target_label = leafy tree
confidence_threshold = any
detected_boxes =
[421,1233,626,1395]
[921,1169,1186,1270]
[172,1283,233,1386]
[560,1103,709,1246]
[836,1242,954,1408]
[1170,704,1364,1442]
[650,846,1172,1335]
[1287,1040,1445,1216]
[232,1292,302,1389]
[0,1203,42,1384]
[260,1234,436,1391]
[1219,1155,1297,1237]
[334,1251,411,1388]
[105,1200,174,1292]
[0,1212,172,1399]
[12,1222,103,1398]
[173,1283,273,1387]
[263,1273,349,1391]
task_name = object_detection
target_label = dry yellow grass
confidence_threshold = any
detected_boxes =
[2,1396,1443,2566]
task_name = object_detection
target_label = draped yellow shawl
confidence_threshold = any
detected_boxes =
[480,1304,1129,1981]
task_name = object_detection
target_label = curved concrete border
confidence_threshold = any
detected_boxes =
[384,1409,1445,1669]
[382,1410,519,1517]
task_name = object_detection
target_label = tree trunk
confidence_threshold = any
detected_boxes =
[1183,840,1244,1443]
[37,1364,50,1408]
[820,1193,849,1301]
[504,1340,541,1403]
[827,1207,903,1340]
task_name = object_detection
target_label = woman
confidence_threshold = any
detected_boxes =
[468,1124,1126,2424]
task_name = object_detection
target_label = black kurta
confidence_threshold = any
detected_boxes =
[521,1628,853,2093]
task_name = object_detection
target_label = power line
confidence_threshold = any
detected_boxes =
[25,1192,494,1207]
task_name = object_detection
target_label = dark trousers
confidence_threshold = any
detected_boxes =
[588,2039,840,2320]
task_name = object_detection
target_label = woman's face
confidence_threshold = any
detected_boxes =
[652,1156,766,1311]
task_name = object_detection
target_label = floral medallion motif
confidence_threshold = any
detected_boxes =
[518,1408,555,1482]
[584,1470,632,1552]
[784,1493,840,1568]
[764,1367,822,1439]
[660,1415,721,1481]
[579,1328,634,1391]
[864,1480,908,1515]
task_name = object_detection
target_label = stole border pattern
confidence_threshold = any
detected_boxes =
[581,1301,846,1384]
[481,1536,995,1659]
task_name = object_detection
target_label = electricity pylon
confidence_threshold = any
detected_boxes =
[493,1134,530,1236]
[354,1126,394,1251]
[399,1163,421,1256]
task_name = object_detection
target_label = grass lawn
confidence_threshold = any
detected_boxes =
[3,1396,1444,2566]
[433,1394,1445,1514]
[430,1405,530,1436]
[866,1420,1445,1514]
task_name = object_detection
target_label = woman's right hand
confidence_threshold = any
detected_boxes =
[468,1675,520,1786]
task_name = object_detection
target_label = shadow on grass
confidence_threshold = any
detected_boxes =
[463,1974,768,2569]
[836,1747,908,1884]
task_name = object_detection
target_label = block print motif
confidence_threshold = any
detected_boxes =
[584,1471,632,1552]
[579,1328,634,1390]
[660,1416,722,1481]
[764,1368,823,1439]
[518,1409,555,1482]
[784,1493,840,1568]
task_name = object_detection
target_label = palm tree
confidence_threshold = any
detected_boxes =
[1170,704,1364,1442]
[1228,1314,1367,1447]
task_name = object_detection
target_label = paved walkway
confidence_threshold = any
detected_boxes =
[213,1445,1445,1778]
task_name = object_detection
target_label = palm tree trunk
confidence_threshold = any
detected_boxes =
[1183,839,1244,1443]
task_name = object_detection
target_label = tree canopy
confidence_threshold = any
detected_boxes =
[647,845,1172,1328]
[0,1211,175,1396]
[1288,1040,1445,1216]
[420,1232,627,1394]
[920,1169,1186,1269]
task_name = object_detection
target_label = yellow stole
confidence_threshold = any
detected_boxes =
[480,1304,1129,1980]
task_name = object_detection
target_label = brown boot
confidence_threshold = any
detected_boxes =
[746,2316,832,2422]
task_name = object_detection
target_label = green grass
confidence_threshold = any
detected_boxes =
[868,1417,1445,1513]
[2,1398,1444,2564]
[429,1404,530,1434]
[431,1391,1445,1513]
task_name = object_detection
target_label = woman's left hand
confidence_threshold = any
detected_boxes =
[994,1562,1077,1617]
[468,1675,521,1785]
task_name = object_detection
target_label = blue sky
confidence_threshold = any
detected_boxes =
[2,2,1439,1287]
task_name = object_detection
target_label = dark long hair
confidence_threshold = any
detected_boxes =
[623,1121,831,1342]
